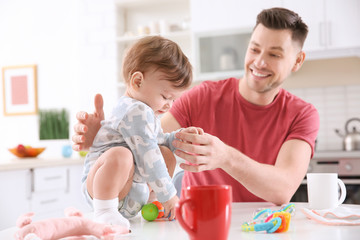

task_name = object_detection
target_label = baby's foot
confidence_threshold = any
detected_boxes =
[94,210,130,229]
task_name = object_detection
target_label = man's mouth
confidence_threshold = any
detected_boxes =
[251,69,271,78]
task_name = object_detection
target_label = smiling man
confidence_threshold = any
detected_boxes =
[73,8,319,205]
[163,7,319,205]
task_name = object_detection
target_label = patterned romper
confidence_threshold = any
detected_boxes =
[82,96,178,218]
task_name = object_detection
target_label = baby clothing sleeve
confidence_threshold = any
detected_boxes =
[117,104,177,203]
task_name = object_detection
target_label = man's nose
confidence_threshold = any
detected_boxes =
[254,53,267,68]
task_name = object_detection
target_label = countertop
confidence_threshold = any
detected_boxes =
[313,151,360,159]
[1,150,359,171]
[0,157,84,171]
[1,202,360,239]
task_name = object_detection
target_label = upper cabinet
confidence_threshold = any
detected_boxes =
[114,0,360,92]
[190,0,282,33]
[283,0,360,59]
[190,0,282,81]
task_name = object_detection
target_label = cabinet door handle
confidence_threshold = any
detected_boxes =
[40,198,58,205]
[44,176,63,181]
[27,170,33,199]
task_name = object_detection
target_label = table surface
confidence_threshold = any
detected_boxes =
[2,202,360,240]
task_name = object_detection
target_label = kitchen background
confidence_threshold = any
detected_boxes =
[0,0,360,156]
[0,0,359,229]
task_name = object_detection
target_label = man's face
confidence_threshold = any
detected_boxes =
[243,24,302,94]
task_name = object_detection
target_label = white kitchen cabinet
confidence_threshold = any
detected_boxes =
[283,0,360,57]
[190,0,283,81]
[115,0,192,96]
[0,170,31,230]
[194,29,251,81]
[0,163,89,230]
[190,0,282,32]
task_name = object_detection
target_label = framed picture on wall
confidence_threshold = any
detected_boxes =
[2,65,38,116]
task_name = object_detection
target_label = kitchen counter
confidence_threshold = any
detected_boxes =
[1,202,360,239]
[0,157,84,171]
[313,151,360,159]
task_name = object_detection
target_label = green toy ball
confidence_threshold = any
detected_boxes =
[141,203,159,221]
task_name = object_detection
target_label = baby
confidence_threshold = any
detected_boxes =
[81,36,201,228]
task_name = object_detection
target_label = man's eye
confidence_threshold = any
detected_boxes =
[162,95,168,100]
[270,54,280,58]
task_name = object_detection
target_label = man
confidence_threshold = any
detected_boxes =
[73,8,319,205]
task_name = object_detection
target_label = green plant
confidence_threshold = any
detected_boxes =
[39,109,69,140]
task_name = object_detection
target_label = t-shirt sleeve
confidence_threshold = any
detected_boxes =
[286,103,320,158]
[169,83,206,128]
[117,105,176,202]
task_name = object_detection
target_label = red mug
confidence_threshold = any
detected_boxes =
[176,185,232,240]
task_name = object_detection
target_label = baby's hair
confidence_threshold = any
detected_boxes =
[122,36,192,88]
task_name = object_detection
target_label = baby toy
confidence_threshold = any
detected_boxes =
[141,201,165,221]
[241,204,295,233]
[14,207,129,240]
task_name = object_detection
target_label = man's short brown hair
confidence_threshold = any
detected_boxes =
[255,7,308,48]
[122,36,192,88]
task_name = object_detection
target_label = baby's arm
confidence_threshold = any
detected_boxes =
[159,126,204,151]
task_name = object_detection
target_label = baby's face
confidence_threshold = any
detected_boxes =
[135,70,187,116]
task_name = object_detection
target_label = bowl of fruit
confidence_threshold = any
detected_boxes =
[8,144,46,158]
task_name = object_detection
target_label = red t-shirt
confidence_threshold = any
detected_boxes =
[170,78,319,202]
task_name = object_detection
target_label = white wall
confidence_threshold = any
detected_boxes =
[283,57,360,151]
[0,0,117,158]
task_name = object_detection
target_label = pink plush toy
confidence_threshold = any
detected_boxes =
[14,207,129,240]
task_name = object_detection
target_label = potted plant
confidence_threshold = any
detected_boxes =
[39,108,72,157]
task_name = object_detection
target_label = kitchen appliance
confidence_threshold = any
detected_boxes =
[335,118,360,151]
[291,152,360,204]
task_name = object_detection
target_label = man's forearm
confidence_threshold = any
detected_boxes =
[222,145,305,205]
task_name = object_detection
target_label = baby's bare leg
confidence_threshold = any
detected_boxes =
[86,147,134,200]
[86,147,134,227]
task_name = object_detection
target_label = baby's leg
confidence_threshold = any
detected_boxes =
[86,147,134,227]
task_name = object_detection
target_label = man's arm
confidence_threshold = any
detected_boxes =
[172,130,311,205]
[160,112,182,133]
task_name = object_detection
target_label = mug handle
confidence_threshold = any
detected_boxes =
[337,179,347,205]
[175,198,195,237]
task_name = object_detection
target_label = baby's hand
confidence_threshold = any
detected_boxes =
[162,195,179,221]
[181,126,204,135]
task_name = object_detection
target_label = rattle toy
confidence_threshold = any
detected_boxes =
[141,201,165,221]
[14,207,129,240]
[241,204,295,233]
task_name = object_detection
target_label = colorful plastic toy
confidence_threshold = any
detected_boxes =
[253,203,295,220]
[141,203,159,221]
[152,201,165,218]
[141,201,166,221]
[241,204,294,233]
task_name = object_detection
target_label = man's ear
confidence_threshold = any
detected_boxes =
[130,71,143,89]
[292,51,305,72]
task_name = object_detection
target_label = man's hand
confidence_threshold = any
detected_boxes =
[72,94,104,151]
[162,195,179,221]
[173,131,231,172]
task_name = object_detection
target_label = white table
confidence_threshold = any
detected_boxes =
[2,202,360,240]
